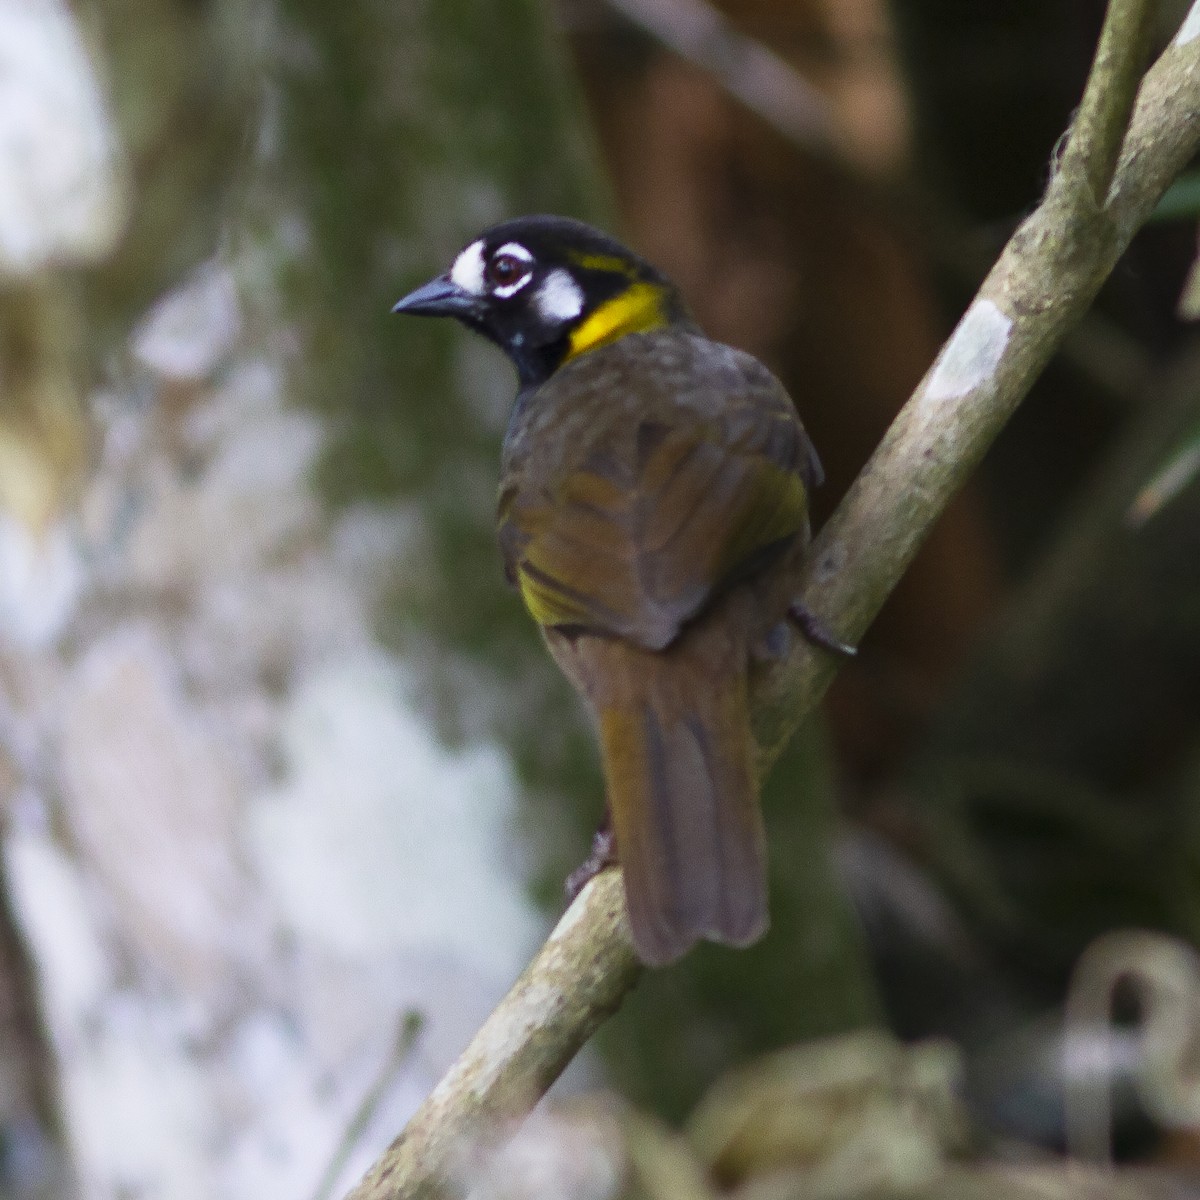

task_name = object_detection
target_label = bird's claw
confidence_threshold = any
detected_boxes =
[565,827,618,901]
[788,601,857,658]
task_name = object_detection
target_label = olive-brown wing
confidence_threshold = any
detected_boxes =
[498,396,813,651]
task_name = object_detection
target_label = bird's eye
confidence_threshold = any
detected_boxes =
[487,252,530,291]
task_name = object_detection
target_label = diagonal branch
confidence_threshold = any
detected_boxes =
[348,871,638,1200]
[752,0,1178,763]
[348,4,1200,1197]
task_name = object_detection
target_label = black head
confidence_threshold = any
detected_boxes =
[392,215,692,387]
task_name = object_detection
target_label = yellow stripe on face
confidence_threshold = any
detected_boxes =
[565,251,637,275]
[566,282,670,360]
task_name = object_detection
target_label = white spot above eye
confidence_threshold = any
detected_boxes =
[494,241,533,265]
[535,269,584,323]
[450,239,486,295]
[491,242,535,298]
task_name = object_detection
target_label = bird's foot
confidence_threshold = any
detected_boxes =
[788,601,857,658]
[565,827,617,901]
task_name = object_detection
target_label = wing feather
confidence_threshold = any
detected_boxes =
[498,337,817,649]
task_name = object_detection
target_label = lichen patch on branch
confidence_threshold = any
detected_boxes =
[924,300,1013,403]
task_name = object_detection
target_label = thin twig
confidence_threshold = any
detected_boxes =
[312,1012,425,1200]
[347,6,1200,1197]
[1055,0,1158,207]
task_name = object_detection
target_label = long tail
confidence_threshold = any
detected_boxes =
[569,632,768,966]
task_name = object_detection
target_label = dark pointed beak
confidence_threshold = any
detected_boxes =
[391,275,481,318]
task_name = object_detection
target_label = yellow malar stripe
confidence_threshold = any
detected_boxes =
[566,282,669,360]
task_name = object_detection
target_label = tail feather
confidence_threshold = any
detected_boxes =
[589,638,768,966]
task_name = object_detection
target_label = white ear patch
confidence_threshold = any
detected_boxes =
[450,240,486,295]
[536,269,584,322]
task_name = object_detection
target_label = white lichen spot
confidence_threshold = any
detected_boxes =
[924,299,1012,402]
[450,240,486,295]
[1176,2,1200,44]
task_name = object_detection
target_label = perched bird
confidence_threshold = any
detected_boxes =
[393,215,847,966]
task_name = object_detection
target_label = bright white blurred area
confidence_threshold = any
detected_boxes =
[0,4,551,1197]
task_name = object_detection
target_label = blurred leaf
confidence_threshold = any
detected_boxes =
[0,287,85,532]
[617,1105,718,1200]
[1127,414,1200,525]
[1148,172,1200,222]
[1175,228,1200,321]
[686,1031,965,1198]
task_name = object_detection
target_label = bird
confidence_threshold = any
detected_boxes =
[392,214,849,966]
